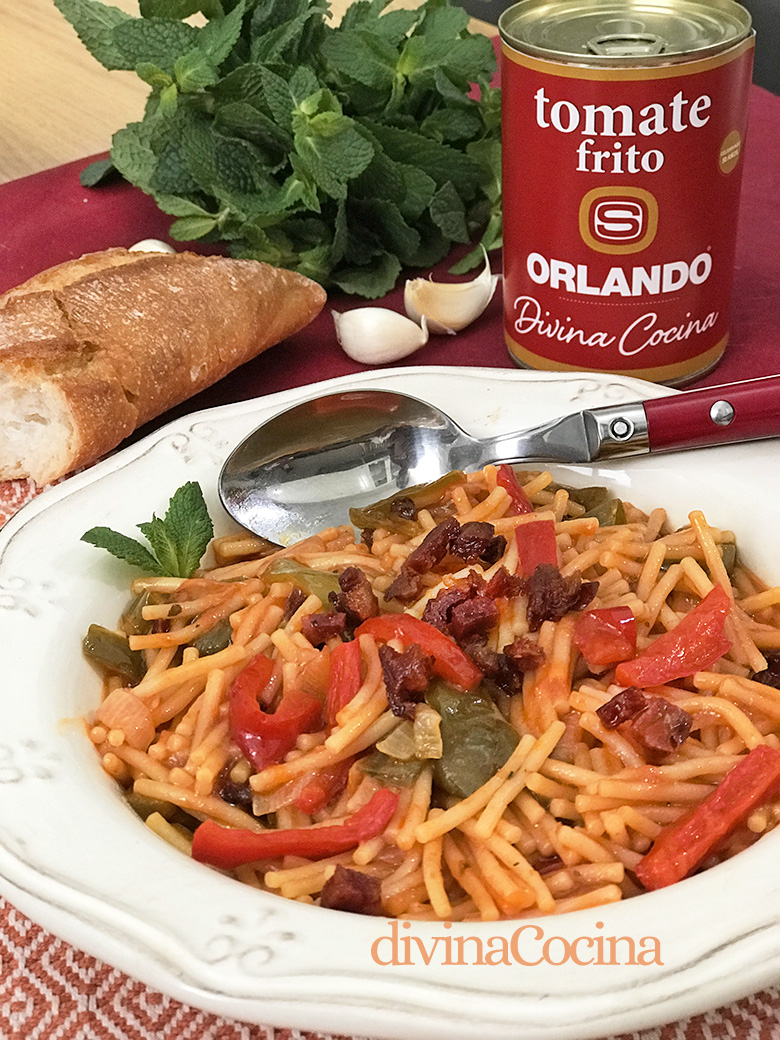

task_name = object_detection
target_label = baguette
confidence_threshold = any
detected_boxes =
[0,248,326,485]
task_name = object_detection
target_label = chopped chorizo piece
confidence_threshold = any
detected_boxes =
[549,711,581,763]
[422,580,476,634]
[379,643,434,719]
[521,563,598,632]
[626,697,692,760]
[533,854,565,876]
[597,687,692,761]
[330,566,379,625]
[320,865,383,915]
[448,594,499,641]
[218,781,255,812]
[460,635,523,695]
[404,517,460,574]
[360,528,374,550]
[384,567,425,605]
[301,612,347,647]
[596,686,647,729]
[280,586,307,625]
[503,636,546,673]
[214,764,255,813]
[484,566,525,600]
[390,496,417,521]
[750,651,780,690]
[450,521,507,566]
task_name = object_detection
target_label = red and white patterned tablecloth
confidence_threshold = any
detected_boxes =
[0,67,779,1040]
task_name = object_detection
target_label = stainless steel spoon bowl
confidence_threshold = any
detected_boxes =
[218,377,780,543]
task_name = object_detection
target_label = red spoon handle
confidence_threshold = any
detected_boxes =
[644,375,780,451]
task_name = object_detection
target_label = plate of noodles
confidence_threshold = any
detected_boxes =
[2,365,780,1040]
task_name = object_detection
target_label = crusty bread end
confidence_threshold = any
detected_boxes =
[0,249,326,484]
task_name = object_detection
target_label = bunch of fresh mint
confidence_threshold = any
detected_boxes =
[54,0,502,297]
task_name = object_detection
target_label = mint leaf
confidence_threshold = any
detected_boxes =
[360,120,482,198]
[113,18,200,74]
[111,121,158,193]
[79,156,119,187]
[198,0,245,65]
[53,0,135,70]
[155,194,216,217]
[81,528,164,574]
[430,180,469,243]
[136,61,173,89]
[150,142,201,195]
[82,482,214,577]
[214,102,291,168]
[169,215,220,239]
[288,66,320,106]
[214,64,265,104]
[174,49,219,92]
[162,481,215,576]
[140,0,207,16]
[59,0,503,297]
[320,30,397,91]
[352,198,421,265]
[397,164,436,220]
[137,516,181,575]
[422,107,482,144]
[332,252,401,299]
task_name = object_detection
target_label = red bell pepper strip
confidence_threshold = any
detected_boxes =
[229,652,323,771]
[635,743,780,890]
[515,519,558,577]
[356,613,482,690]
[573,606,637,668]
[192,788,399,868]
[496,464,534,515]
[326,639,363,726]
[615,584,731,688]
[294,758,355,814]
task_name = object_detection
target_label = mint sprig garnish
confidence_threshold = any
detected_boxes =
[53,0,501,298]
[82,481,214,578]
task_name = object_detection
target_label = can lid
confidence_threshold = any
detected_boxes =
[499,0,752,65]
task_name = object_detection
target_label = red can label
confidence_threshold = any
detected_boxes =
[502,38,754,383]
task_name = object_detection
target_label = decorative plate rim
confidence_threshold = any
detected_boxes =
[2,366,780,1040]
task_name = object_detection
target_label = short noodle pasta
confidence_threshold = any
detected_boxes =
[84,466,780,920]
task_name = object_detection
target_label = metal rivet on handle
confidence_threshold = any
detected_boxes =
[710,400,735,426]
[609,417,634,441]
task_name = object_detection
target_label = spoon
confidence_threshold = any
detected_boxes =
[219,375,780,542]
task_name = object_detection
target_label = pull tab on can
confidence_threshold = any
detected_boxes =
[586,33,667,56]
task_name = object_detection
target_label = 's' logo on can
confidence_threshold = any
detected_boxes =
[579,186,658,254]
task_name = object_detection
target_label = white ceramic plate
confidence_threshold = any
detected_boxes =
[1,366,780,1040]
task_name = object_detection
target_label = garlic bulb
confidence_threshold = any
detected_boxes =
[129,239,176,253]
[333,308,429,364]
[404,248,499,334]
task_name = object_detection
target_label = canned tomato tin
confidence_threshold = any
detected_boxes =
[499,0,754,384]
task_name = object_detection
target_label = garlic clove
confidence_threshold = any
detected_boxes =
[129,239,176,253]
[404,247,499,334]
[333,308,429,364]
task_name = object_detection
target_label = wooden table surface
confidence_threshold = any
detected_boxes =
[1,0,493,187]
